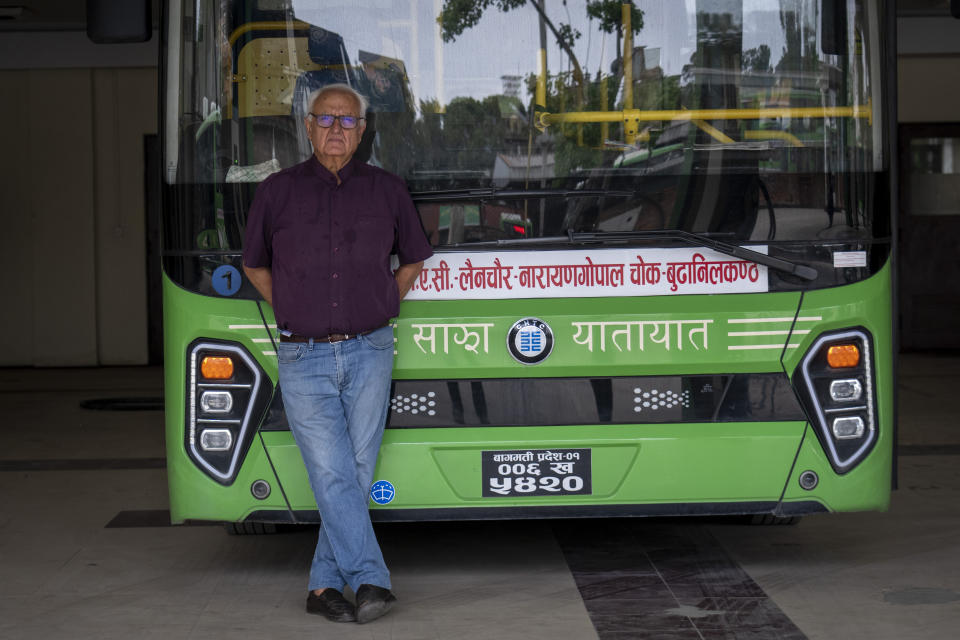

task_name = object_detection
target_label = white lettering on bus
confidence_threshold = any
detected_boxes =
[410,323,495,355]
[570,319,713,353]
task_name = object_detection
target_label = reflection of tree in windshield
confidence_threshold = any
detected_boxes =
[376,0,647,191]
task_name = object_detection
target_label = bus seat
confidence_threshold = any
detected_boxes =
[234,36,324,118]
[308,25,347,66]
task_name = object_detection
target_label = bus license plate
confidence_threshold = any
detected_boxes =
[481,449,592,497]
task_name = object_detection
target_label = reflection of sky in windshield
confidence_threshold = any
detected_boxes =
[289,0,798,108]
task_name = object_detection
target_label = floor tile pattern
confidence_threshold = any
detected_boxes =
[555,520,807,640]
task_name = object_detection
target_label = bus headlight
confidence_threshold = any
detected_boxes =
[200,390,234,413]
[186,340,271,484]
[794,329,877,474]
[832,416,865,440]
[200,428,233,451]
[829,379,862,402]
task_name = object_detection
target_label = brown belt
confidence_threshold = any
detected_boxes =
[279,325,384,344]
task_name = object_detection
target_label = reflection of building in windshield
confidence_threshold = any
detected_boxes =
[500,75,522,98]
[493,153,555,188]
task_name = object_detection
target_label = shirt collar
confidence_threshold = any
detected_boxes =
[308,155,359,184]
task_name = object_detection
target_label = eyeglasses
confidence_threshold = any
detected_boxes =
[309,113,364,129]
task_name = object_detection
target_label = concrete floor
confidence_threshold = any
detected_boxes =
[0,355,958,639]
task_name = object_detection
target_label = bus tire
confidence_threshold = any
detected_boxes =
[224,522,277,535]
[747,514,801,526]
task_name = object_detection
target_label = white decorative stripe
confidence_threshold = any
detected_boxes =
[251,338,274,343]
[261,351,276,356]
[198,382,252,389]
[727,316,821,324]
[229,323,277,329]
[727,344,800,350]
[727,330,811,337]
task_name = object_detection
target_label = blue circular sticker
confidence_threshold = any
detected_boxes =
[370,480,396,505]
[212,264,242,296]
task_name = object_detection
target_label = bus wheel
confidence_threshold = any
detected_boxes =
[747,514,801,526]
[224,522,277,535]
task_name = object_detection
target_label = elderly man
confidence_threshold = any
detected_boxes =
[242,83,432,623]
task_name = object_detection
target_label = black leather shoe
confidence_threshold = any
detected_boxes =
[306,589,356,622]
[355,584,397,623]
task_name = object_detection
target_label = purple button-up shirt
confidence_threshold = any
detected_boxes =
[243,156,433,337]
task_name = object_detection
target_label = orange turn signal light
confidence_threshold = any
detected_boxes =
[201,356,234,380]
[826,344,860,368]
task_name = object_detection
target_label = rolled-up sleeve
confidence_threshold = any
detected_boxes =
[243,178,275,268]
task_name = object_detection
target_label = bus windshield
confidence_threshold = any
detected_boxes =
[164,0,888,269]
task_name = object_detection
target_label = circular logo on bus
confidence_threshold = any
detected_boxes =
[370,480,396,505]
[507,317,554,365]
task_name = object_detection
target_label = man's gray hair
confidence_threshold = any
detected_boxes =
[304,83,369,117]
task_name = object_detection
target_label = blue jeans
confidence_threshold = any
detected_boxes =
[277,325,394,592]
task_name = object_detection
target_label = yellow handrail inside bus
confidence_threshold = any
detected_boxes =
[536,49,547,109]
[744,129,806,147]
[622,3,635,143]
[539,103,873,130]
[228,20,312,46]
[689,116,735,144]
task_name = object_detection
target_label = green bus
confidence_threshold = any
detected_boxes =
[162,0,897,528]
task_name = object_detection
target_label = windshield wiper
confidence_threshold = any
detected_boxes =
[449,229,819,281]
[410,187,634,202]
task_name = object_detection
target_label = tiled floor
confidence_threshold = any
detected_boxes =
[556,521,806,639]
[1,355,959,639]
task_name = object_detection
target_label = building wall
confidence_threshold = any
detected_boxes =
[0,67,157,366]
[898,56,960,122]
[898,16,960,122]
